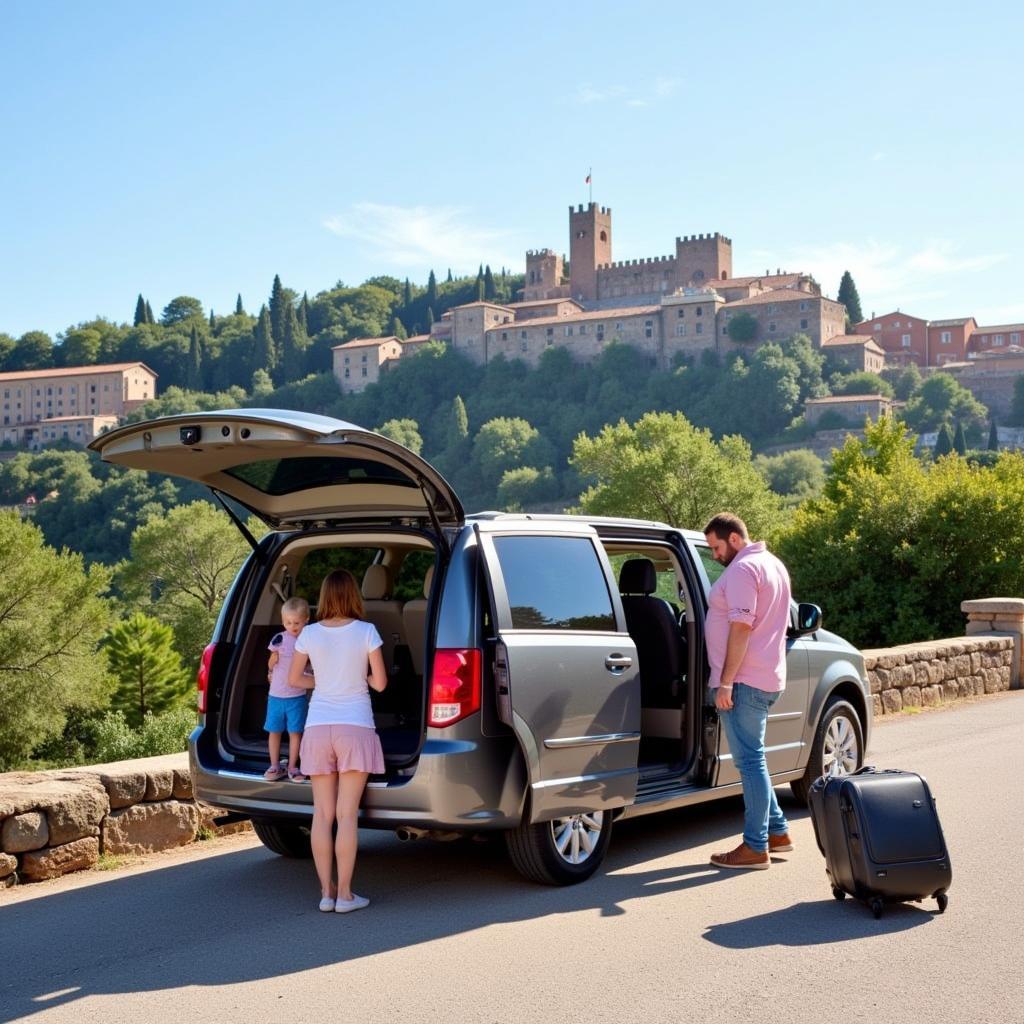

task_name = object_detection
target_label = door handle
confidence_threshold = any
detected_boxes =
[605,653,633,671]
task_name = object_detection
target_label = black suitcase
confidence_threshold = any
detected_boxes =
[808,766,952,918]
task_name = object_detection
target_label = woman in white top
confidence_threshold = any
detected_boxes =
[289,569,387,914]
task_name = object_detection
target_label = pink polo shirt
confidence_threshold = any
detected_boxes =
[705,541,792,693]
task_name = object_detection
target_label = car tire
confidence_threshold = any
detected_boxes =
[791,696,864,805]
[505,809,613,885]
[251,818,313,858]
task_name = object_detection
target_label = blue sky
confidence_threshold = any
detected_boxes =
[2,0,1021,339]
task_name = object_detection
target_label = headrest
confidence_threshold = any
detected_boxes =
[361,564,389,600]
[422,565,434,598]
[619,558,656,595]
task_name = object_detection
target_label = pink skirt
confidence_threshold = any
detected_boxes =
[299,724,385,776]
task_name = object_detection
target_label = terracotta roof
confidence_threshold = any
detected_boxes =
[403,334,431,343]
[34,414,118,424]
[715,273,808,288]
[821,335,885,353]
[972,323,1024,334]
[484,306,660,332]
[450,301,515,312]
[806,394,891,405]
[723,290,833,309]
[859,311,927,325]
[0,362,156,383]
[929,317,974,328]
[507,298,583,310]
[331,336,403,350]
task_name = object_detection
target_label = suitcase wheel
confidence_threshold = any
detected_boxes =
[831,885,847,901]
[936,893,948,914]
[870,898,884,919]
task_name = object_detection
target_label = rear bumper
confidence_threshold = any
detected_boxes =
[190,729,526,831]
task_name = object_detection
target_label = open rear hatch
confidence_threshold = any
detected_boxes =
[88,408,463,531]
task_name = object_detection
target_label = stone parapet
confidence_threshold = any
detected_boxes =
[962,598,1024,689]
[0,753,250,888]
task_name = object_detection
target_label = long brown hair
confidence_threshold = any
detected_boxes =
[317,569,364,621]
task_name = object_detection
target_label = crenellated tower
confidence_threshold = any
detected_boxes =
[569,202,612,302]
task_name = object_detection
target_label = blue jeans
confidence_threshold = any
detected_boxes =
[719,683,788,852]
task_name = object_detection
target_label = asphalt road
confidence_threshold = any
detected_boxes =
[3,692,1021,1024]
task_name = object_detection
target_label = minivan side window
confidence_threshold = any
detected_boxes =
[492,536,616,631]
[695,543,725,586]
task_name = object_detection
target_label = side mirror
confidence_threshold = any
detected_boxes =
[788,602,821,638]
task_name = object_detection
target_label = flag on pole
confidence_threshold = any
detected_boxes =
[585,172,591,184]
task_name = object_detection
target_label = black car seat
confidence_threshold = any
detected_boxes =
[618,558,686,738]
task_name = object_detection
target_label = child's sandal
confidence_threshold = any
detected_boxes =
[288,768,309,783]
[263,765,287,781]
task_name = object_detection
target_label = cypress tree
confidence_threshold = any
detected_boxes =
[134,294,147,327]
[236,293,245,315]
[390,316,408,341]
[837,271,864,325]
[299,291,309,332]
[253,305,276,379]
[187,324,203,391]
[953,421,967,456]
[269,274,287,348]
[427,307,435,331]
[447,395,469,448]
[934,423,953,458]
[281,304,308,383]
[476,277,485,302]
[426,269,438,311]
[446,268,453,283]
[403,277,412,310]
[209,309,216,331]
[988,419,999,451]
[145,300,155,324]
[484,264,496,300]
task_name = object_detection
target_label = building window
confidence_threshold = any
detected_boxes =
[501,332,507,341]
[1012,333,1021,344]
[344,356,350,364]
[800,319,808,330]
[565,326,572,337]
[521,340,528,352]
[361,353,368,362]
[941,331,951,344]
[893,321,900,328]
[579,324,587,335]
[695,323,703,335]
[768,304,777,314]
[361,367,367,377]
[696,306,703,316]
[874,324,881,331]
[995,334,1005,346]
[615,322,624,331]
[722,326,728,335]
[47,387,52,396]
[546,327,554,337]
[676,324,686,337]
[344,368,350,378]
[768,322,776,333]
[800,301,808,312]
[902,334,911,348]
[644,320,653,339]
[677,308,685,318]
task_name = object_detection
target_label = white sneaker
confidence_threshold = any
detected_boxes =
[318,896,336,912]
[335,893,370,914]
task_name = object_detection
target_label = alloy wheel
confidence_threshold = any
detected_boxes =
[549,811,605,865]
[822,714,859,776]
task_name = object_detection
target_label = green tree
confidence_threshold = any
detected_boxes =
[161,296,204,325]
[134,294,148,327]
[209,308,216,330]
[427,307,435,331]
[116,502,262,666]
[390,315,408,340]
[0,512,112,769]
[235,293,245,316]
[105,612,189,727]
[426,269,438,311]
[378,418,423,453]
[776,421,1024,647]
[831,371,894,397]
[497,465,556,511]
[251,367,274,399]
[953,421,967,455]
[299,291,310,333]
[280,304,309,383]
[571,411,783,535]
[472,417,541,490]
[727,312,758,343]
[988,419,999,451]
[1010,375,1024,426]
[447,395,469,448]
[933,422,953,458]
[882,362,923,401]
[59,327,101,367]
[403,278,412,310]
[484,264,496,300]
[186,324,203,390]
[0,332,15,370]
[252,304,276,378]
[145,300,155,324]
[904,372,988,438]
[837,271,864,324]
[754,449,825,505]
[9,331,54,370]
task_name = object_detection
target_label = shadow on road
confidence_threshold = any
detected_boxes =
[0,793,837,1021]
[703,897,936,949]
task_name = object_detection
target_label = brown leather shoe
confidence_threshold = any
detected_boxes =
[710,842,770,870]
[769,832,794,853]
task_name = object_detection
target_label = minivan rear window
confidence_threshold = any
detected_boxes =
[493,535,616,631]
[225,457,417,495]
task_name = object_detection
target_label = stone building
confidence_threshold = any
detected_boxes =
[718,288,846,352]
[937,350,1024,419]
[332,336,403,393]
[804,393,894,425]
[820,336,886,374]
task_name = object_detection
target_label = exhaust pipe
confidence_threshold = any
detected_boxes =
[395,826,431,842]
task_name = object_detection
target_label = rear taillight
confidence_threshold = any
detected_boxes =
[428,648,482,727]
[196,642,217,713]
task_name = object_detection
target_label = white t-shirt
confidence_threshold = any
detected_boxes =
[294,620,383,730]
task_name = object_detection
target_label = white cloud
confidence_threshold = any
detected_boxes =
[745,239,1007,316]
[571,78,680,107]
[323,203,521,273]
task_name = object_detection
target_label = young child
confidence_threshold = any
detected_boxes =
[264,596,313,782]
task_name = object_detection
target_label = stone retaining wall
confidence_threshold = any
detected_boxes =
[0,753,248,889]
[861,635,1014,717]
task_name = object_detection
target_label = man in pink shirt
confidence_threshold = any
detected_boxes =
[704,512,793,870]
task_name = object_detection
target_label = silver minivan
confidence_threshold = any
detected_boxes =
[91,409,871,884]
